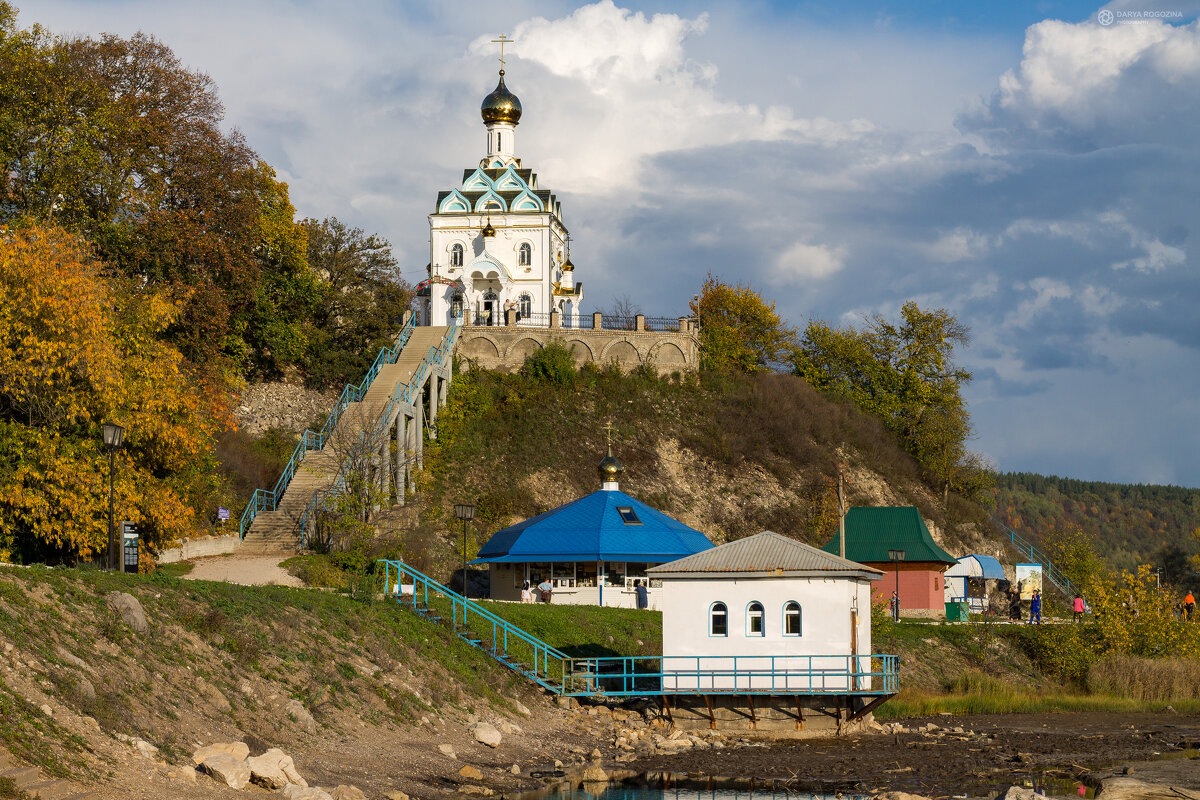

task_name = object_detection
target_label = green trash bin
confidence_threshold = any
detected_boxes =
[945,601,969,622]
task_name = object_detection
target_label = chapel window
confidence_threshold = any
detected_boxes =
[519,242,532,266]
[747,602,765,636]
[784,601,802,636]
[710,602,728,637]
[450,243,463,267]
[518,294,532,319]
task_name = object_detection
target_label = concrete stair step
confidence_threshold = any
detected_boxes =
[2,765,41,787]
[24,778,87,800]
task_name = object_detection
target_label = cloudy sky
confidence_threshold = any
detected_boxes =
[25,0,1200,487]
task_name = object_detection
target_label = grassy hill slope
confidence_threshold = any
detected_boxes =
[386,362,996,584]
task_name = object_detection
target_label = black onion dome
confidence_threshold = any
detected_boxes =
[481,71,522,125]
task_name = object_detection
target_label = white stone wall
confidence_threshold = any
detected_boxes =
[657,575,875,691]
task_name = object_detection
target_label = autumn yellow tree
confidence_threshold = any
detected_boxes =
[0,224,227,562]
[690,274,797,373]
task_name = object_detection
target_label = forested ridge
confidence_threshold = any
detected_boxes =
[994,472,1200,578]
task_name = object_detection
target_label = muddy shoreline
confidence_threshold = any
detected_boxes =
[611,712,1200,797]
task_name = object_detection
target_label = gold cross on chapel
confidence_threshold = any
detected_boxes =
[491,34,513,71]
[603,421,615,446]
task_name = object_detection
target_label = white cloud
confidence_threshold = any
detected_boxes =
[771,242,846,284]
[1005,277,1073,328]
[470,1,873,194]
[923,228,991,262]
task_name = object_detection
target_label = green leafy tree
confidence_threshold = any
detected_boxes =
[303,217,411,388]
[794,301,982,498]
[690,274,797,373]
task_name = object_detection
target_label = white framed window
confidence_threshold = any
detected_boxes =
[747,601,765,636]
[450,243,464,267]
[518,294,532,318]
[518,242,532,266]
[784,601,802,636]
[709,602,728,637]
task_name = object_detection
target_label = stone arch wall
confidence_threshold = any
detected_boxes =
[601,340,641,365]
[458,326,698,375]
[505,337,543,361]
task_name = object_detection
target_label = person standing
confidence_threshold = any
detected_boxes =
[520,581,532,604]
[890,590,899,622]
[1185,591,1196,620]
[1073,593,1085,622]
[537,577,553,603]
[634,579,649,610]
[1009,590,1022,622]
[1028,589,1042,625]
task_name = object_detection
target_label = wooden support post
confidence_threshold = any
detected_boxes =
[835,696,843,735]
[703,695,716,730]
[747,695,757,730]
[795,698,805,730]
[661,696,674,728]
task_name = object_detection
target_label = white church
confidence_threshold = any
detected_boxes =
[418,61,584,328]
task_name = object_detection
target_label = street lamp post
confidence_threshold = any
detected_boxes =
[102,422,125,571]
[454,503,476,597]
[888,548,905,622]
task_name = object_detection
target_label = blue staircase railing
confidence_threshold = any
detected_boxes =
[297,321,462,546]
[993,519,1077,599]
[378,558,899,698]
[239,315,418,539]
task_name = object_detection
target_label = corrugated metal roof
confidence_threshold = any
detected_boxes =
[470,488,714,564]
[820,507,956,565]
[647,531,882,579]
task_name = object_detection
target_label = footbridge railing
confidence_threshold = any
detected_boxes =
[993,518,1077,599]
[297,321,461,546]
[378,558,899,698]
[239,314,418,539]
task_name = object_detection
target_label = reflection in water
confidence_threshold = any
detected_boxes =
[550,790,862,799]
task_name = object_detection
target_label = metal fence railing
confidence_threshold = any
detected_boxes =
[239,314,418,539]
[993,518,1077,598]
[379,557,900,699]
[643,316,683,332]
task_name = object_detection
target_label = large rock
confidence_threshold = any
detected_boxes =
[254,748,306,787]
[469,721,502,748]
[384,792,410,800]
[201,753,252,789]
[329,786,366,800]
[246,753,288,789]
[193,742,250,765]
[996,788,1045,800]
[283,786,334,800]
[497,720,522,736]
[106,592,147,633]
[458,765,484,781]
[581,765,609,782]
[286,699,319,733]
[438,744,456,759]
[1094,777,1182,799]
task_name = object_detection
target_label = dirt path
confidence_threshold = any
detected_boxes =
[182,555,303,587]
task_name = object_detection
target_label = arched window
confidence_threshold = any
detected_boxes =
[783,601,802,636]
[747,602,765,636]
[518,294,532,319]
[450,243,463,268]
[518,242,532,266]
[709,602,728,637]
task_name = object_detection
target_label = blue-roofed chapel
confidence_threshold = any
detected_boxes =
[470,448,715,608]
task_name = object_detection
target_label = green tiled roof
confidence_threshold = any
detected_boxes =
[821,506,956,565]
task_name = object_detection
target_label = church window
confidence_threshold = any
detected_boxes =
[784,601,802,636]
[450,243,463,267]
[518,242,532,266]
[497,132,502,151]
[747,602,765,636]
[616,506,641,525]
[709,602,728,637]
[518,293,532,319]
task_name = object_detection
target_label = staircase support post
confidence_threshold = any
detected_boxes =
[406,411,417,495]
[416,402,424,472]
[395,415,406,507]
[379,422,391,509]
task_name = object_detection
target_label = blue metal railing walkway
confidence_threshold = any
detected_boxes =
[993,518,1077,598]
[378,558,899,699]
[297,322,461,546]
[239,315,419,539]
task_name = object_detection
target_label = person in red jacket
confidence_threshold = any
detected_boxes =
[1185,591,1196,621]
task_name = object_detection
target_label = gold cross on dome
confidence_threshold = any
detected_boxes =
[603,421,615,446]
[491,34,513,70]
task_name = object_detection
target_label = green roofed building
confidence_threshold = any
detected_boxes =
[822,507,956,618]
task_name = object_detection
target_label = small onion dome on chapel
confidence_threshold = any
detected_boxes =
[481,217,496,237]
[561,254,574,272]
[598,445,624,485]
[481,70,522,125]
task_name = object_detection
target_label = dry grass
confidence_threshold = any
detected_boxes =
[1086,654,1200,701]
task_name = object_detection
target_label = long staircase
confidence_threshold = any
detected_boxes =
[239,321,457,555]
[993,518,1078,598]
[0,745,96,799]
